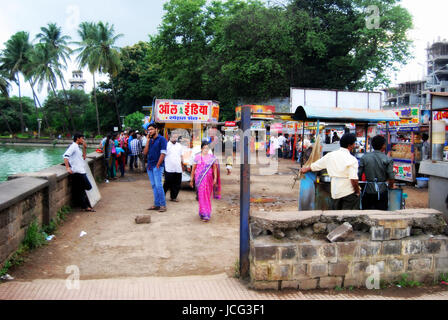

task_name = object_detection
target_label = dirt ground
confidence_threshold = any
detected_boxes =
[8,158,429,281]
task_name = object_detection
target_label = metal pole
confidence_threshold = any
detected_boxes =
[300,121,305,166]
[364,123,368,153]
[240,105,251,279]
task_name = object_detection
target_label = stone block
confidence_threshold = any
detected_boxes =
[329,263,348,276]
[298,279,318,290]
[253,265,269,280]
[377,219,410,229]
[135,215,151,224]
[387,259,404,273]
[319,277,343,289]
[285,228,301,240]
[370,226,391,241]
[356,242,381,257]
[270,265,291,280]
[353,261,369,274]
[281,281,300,290]
[382,241,402,255]
[292,264,307,279]
[422,240,442,254]
[435,257,448,271]
[308,263,328,277]
[404,240,422,255]
[299,245,317,260]
[254,245,277,261]
[376,261,385,273]
[273,229,285,239]
[391,227,411,240]
[320,244,337,262]
[313,222,327,234]
[250,281,279,290]
[343,278,363,288]
[337,242,357,258]
[279,244,297,260]
[327,222,354,242]
[407,258,432,272]
[0,225,9,243]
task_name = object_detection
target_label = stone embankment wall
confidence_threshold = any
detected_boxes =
[249,209,448,290]
[0,152,104,264]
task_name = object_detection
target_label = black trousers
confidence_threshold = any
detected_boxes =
[331,193,360,210]
[362,191,388,210]
[163,171,182,200]
[72,173,91,209]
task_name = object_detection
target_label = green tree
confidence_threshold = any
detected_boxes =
[124,111,146,130]
[74,21,123,135]
[27,43,69,133]
[0,96,36,133]
[0,71,13,134]
[74,21,101,136]
[0,31,33,133]
[35,23,76,131]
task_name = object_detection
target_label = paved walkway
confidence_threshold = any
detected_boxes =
[1,273,448,300]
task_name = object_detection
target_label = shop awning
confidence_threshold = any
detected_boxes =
[292,106,400,123]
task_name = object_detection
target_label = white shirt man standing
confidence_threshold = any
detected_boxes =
[163,133,184,202]
[300,133,361,210]
[63,133,95,212]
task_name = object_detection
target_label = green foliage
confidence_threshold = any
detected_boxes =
[233,259,240,278]
[0,96,37,132]
[439,273,448,283]
[334,286,343,291]
[57,205,71,222]
[23,220,47,249]
[94,135,103,139]
[396,273,422,288]
[124,111,146,130]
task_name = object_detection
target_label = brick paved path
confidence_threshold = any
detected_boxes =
[1,273,448,300]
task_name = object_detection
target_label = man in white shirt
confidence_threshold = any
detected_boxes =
[277,133,286,158]
[63,133,95,212]
[300,133,361,210]
[163,133,184,202]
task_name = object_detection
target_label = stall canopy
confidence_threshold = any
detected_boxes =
[292,106,400,123]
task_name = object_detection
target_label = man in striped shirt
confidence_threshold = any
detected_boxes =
[129,132,142,171]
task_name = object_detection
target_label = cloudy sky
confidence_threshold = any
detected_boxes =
[1,0,447,101]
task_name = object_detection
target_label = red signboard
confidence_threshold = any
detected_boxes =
[225,121,236,127]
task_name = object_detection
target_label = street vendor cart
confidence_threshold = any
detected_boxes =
[291,105,401,211]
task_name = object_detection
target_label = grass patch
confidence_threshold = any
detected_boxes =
[0,206,72,278]
[396,273,422,288]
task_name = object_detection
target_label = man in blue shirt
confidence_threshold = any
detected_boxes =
[143,123,168,212]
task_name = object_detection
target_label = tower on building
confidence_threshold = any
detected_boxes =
[69,70,86,91]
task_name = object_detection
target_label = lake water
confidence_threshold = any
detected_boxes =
[0,145,94,182]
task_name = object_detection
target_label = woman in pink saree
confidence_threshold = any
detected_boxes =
[190,141,221,222]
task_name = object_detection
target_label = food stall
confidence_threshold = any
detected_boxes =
[154,99,220,184]
[236,105,274,152]
[380,106,429,182]
[291,105,400,210]
[419,93,448,218]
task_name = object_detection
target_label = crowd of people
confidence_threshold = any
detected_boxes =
[63,125,404,222]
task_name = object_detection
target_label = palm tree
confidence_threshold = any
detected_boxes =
[36,23,76,132]
[0,70,14,134]
[74,21,123,135]
[28,43,69,133]
[0,31,32,133]
[94,21,123,128]
[74,22,101,136]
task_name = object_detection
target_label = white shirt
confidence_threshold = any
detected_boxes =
[310,147,358,199]
[141,136,147,147]
[164,141,184,173]
[63,142,86,174]
[278,135,286,146]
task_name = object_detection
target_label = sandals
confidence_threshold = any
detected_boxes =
[147,206,160,211]
[158,206,167,212]
[84,208,96,212]
[169,199,179,202]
